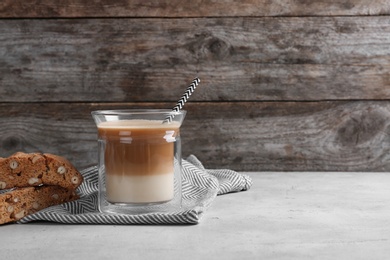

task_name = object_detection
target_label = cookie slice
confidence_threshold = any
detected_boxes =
[0,152,83,191]
[0,186,79,225]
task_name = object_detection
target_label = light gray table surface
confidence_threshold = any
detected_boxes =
[1,172,390,260]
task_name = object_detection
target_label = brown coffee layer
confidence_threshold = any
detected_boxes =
[98,120,179,177]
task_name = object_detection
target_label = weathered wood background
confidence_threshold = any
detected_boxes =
[1,1,390,171]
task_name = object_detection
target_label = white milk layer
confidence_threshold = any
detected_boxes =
[106,173,174,204]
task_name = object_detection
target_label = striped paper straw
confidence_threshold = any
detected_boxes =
[163,77,200,123]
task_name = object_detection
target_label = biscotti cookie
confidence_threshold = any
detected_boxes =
[0,152,83,191]
[0,186,79,224]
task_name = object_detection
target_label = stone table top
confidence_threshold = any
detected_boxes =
[1,172,390,260]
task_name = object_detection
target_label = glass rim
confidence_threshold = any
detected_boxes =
[91,109,186,116]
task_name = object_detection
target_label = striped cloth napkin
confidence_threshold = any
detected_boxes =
[19,155,252,225]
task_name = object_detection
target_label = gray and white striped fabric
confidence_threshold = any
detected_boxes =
[18,155,252,225]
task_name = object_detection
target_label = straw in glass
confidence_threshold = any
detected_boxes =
[163,77,200,123]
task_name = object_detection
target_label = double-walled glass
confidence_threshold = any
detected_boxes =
[91,109,186,214]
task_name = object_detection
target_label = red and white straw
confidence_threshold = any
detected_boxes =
[163,77,200,123]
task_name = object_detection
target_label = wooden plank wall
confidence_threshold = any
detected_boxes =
[1,1,390,172]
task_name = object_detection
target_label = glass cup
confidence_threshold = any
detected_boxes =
[91,109,186,214]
